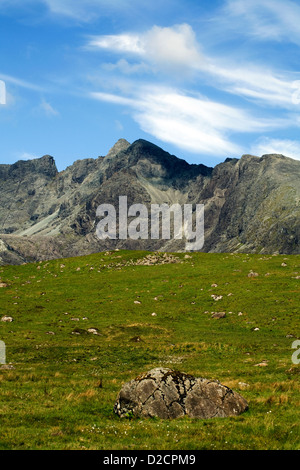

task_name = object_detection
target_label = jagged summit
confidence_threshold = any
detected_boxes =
[0,154,58,179]
[115,139,213,179]
[104,138,131,160]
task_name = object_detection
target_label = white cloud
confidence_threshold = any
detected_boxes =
[86,21,300,160]
[134,108,242,156]
[224,0,300,45]
[115,119,124,131]
[88,34,145,54]
[0,72,44,92]
[0,0,133,22]
[102,59,150,75]
[144,24,203,71]
[0,0,160,23]
[41,0,108,21]
[206,62,296,109]
[39,99,59,116]
[43,0,156,23]
[90,86,291,157]
[251,137,300,160]
[90,92,135,107]
[88,23,297,109]
[87,24,204,75]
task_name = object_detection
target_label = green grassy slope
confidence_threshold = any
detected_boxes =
[0,250,299,450]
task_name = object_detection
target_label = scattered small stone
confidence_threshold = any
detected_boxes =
[131,253,181,266]
[211,294,223,301]
[253,327,260,331]
[281,263,287,267]
[1,316,13,322]
[0,282,8,288]
[151,312,157,316]
[87,328,100,335]
[286,367,300,375]
[248,271,259,278]
[211,283,218,287]
[134,300,141,305]
[254,361,268,367]
[211,312,226,319]
[238,382,250,389]
[46,331,55,335]
[71,328,87,335]
[130,336,142,342]
[0,364,14,370]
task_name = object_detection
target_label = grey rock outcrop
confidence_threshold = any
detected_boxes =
[114,367,249,419]
[104,138,131,160]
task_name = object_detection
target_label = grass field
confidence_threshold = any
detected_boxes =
[0,250,299,450]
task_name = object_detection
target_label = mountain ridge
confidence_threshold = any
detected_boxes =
[0,138,299,265]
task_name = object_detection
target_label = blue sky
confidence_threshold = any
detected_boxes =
[1,0,300,171]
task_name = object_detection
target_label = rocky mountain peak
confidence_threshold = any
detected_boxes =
[6,154,58,179]
[104,138,131,160]
[123,139,213,179]
[38,155,58,176]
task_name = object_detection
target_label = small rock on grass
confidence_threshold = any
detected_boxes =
[0,364,14,370]
[1,316,13,322]
[248,271,259,277]
[211,312,226,319]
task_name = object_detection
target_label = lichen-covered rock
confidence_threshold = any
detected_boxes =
[114,367,248,419]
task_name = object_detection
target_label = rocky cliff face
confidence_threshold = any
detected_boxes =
[0,138,299,264]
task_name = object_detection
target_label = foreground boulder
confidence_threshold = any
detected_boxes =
[114,367,248,419]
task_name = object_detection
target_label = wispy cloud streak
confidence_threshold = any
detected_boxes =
[91,86,292,157]
[0,73,44,92]
[223,0,300,45]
